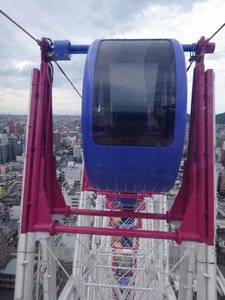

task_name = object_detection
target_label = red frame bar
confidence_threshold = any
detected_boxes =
[170,37,215,245]
[52,208,182,221]
[20,37,215,245]
[205,69,214,245]
[33,224,199,242]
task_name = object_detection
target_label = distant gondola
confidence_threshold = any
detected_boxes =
[82,39,187,192]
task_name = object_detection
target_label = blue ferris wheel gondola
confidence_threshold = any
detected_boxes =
[82,39,187,192]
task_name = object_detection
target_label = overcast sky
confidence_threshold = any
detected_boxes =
[0,0,225,115]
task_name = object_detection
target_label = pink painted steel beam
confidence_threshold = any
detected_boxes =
[20,37,215,246]
[34,224,199,242]
[205,69,214,245]
[52,208,182,221]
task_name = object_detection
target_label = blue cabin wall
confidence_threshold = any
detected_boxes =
[82,39,187,193]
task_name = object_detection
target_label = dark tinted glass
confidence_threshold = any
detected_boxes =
[92,40,176,146]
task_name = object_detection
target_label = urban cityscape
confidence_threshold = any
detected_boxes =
[0,114,83,298]
[1,0,225,298]
[0,113,225,298]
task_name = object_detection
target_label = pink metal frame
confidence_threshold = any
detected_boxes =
[20,37,215,245]
[170,37,215,245]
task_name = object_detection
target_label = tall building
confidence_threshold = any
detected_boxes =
[53,131,62,150]
[0,230,7,269]
[73,145,82,163]
[16,142,23,156]
[218,169,225,195]
[0,134,8,144]
[8,137,18,161]
[221,141,225,167]
[0,144,11,164]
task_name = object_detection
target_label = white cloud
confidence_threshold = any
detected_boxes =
[52,87,81,115]
[0,0,225,114]
[0,88,29,114]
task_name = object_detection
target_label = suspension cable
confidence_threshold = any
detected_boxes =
[207,22,225,42]
[186,22,225,72]
[2,9,224,91]
[186,61,194,72]
[54,61,82,98]
[0,9,38,44]
[0,9,82,99]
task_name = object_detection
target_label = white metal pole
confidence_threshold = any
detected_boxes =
[41,236,57,300]
[23,232,36,300]
[196,242,216,300]
[14,233,28,300]
[14,232,36,300]
[206,244,217,300]
[178,242,195,300]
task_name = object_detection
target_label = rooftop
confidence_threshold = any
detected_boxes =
[0,258,16,275]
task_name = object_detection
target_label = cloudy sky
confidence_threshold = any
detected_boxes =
[0,0,225,115]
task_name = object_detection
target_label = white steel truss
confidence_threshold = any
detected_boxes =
[14,192,221,300]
